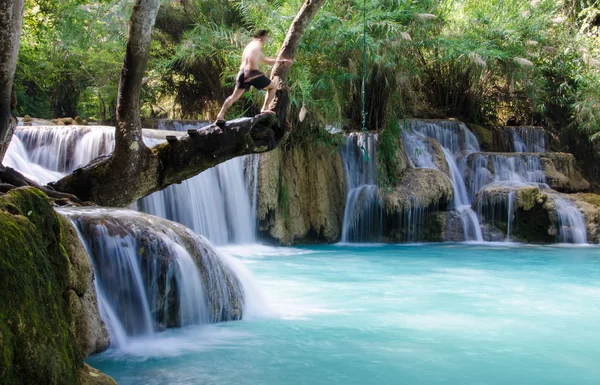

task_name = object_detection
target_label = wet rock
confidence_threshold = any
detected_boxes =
[382,168,454,214]
[257,142,347,245]
[464,152,590,193]
[0,187,111,385]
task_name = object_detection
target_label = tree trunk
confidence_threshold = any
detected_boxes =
[269,0,327,131]
[50,0,325,207]
[114,0,161,159]
[0,0,25,164]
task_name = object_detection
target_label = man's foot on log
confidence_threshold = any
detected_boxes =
[260,110,276,116]
[214,119,226,127]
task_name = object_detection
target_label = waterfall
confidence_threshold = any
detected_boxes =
[552,198,588,244]
[407,120,480,154]
[506,190,515,241]
[510,126,546,153]
[60,207,247,348]
[401,131,437,169]
[135,121,258,245]
[340,133,382,242]
[466,153,548,201]
[407,120,483,242]
[7,125,258,245]
[4,135,64,184]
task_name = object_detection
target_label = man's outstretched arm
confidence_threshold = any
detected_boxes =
[262,57,293,65]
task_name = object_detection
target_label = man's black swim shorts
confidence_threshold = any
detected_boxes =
[236,70,271,90]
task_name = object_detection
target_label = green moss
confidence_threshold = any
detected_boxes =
[0,188,82,385]
[377,116,402,191]
[468,124,494,151]
[278,174,290,219]
[572,193,600,208]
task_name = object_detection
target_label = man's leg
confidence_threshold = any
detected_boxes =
[260,82,277,113]
[216,88,246,121]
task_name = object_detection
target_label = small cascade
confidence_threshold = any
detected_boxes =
[136,121,258,245]
[510,126,547,153]
[157,119,210,131]
[465,153,547,201]
[407,119,480,154]
[244,154,261,224]
[506,190,515,241]
[442,148,483,242]
[60,207,246,348]
[4,135,64,184]
[401,131,437,169]
[7,125,258,245]
[340,133,382,242]
[552,198,588,244]
[406,120,482,242]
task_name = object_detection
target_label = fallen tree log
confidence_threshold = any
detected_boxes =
[50,114,280,207]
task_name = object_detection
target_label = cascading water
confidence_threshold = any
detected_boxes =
[7,124,258,245]
[135,121,258,245]
[465,153,548,201]
[4,134,64,184]
[510,126,547,153]
[552,198,588,244]
[60,207,247,348]
[406,120,483,242]
[340,133,382,242]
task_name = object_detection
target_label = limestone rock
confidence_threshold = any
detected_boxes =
[382,168,454,214]
[257,142,347,245]
[540,152,590,192]
[423,137,450,177]
[0,187,112,385]
[467,123,494,151]
[59,216,110,357]
[79,363,117,385]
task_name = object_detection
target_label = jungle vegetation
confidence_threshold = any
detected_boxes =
[14,0,600,139]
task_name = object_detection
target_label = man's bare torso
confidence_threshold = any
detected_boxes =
[240,40,263,71]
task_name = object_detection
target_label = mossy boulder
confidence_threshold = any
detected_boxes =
[540,153,590,193]
[0,187,114,385]
[382,168,454,214]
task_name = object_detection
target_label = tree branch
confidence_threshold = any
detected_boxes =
[50,114,279,206]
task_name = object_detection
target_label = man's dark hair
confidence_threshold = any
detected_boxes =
[253,29,269,39]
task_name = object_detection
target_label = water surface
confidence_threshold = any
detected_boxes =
[88,244,600,385]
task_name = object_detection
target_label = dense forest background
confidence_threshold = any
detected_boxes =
[14,0,600,139]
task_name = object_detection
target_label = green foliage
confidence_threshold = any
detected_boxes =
[13,0,600,141]
[15,0,127,121]
[377,116,402,191]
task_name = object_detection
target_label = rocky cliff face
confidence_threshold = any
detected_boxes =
[257,143,347,245]
[0,187,113,385]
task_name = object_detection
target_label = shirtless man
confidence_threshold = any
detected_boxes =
[215,29,291,124]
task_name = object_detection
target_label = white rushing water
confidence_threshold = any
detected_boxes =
[552,198,588,244]
[406,120,483,242]
[340,133,382,242]
[510,126,547,153]
[60,207,260,349]
[466,153,548,201]
[7,125,258,245]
